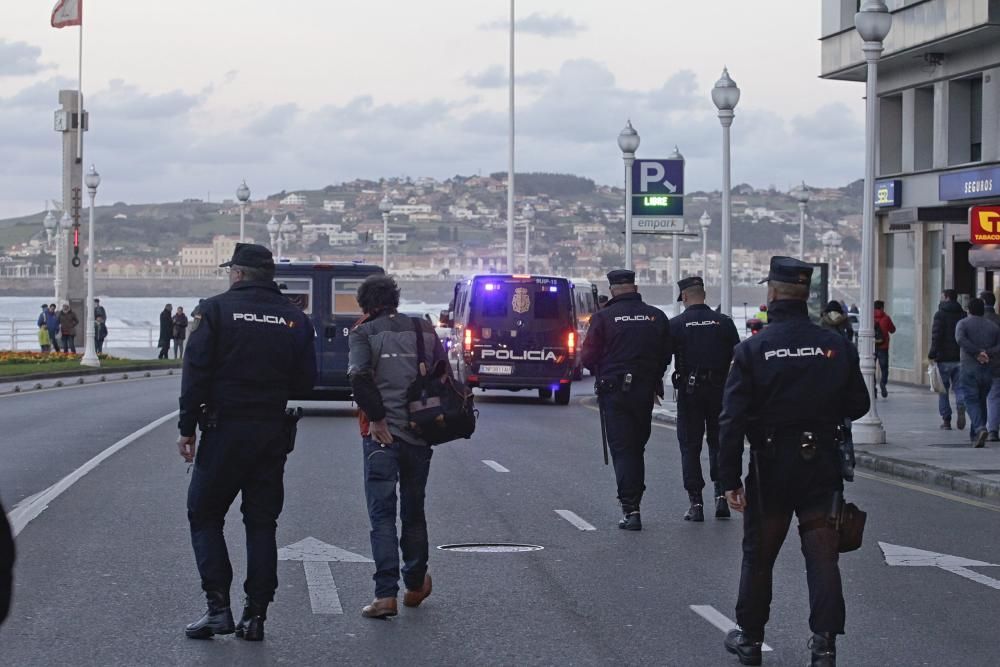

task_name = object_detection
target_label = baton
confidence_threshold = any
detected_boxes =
[598,399,610,466]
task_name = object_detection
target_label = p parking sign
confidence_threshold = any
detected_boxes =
[631,158,684,232]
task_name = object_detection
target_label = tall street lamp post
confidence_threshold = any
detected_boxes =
[523,202,535,273]
[266,216,279,253]
[279,215,296,261]
[670,145,684,304]
[506,0,516,273]
[236,180,250,243]
[379,196,393,270]
[854,0,892,445]
[43,210,56,294]
[699,211,711,282]
[81,164,101,367]
[712,67,740,317]
[618,121,640,271]
[795,181,810,259]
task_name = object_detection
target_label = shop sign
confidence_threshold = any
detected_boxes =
[875,180,901,208]
[940,166,1000,201]
[970,205,1000,244]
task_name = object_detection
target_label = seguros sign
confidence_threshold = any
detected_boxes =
[970,206,1000,245]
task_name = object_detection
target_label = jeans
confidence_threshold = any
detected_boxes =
[174,339,185,359]
[988,378,1000,433]
[598,383,655,511]
[875,349,889,392]
[936,361,963,421]
[676,380,724,496]
[61,335,76,354]
[363,437,433,599]
[49,329,60,352]
[961,365,994,438]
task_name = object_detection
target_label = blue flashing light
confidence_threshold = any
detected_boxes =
[548,286,558,293]
[484,283,496,291]
[550,385,559,392]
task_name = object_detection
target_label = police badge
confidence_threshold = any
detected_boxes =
[512,287,531,314]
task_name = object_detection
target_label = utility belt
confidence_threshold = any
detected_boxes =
[198,405,302,453]
[595,372,654,395]
[751,425,843,461]
[672,367,726,394]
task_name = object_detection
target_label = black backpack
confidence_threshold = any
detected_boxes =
[405,318,477,445]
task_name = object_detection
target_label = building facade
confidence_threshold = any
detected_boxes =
[822,0,1000,383]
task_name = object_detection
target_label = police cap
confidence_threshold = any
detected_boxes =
[758,256,813,285]
[607,269,635,285]
[219,243,275,270]
[676,276,705,301]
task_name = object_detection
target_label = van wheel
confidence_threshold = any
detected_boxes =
[554,384,571,405]
[538,388,552,400]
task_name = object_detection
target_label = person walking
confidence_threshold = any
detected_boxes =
[94,316,108,355]
[980,292,1000,440]
[158,304,173,360]
[37,305,52,353]
[820,301,854,341]
[172,306,189,359]
[36,304,48,329]
[58,303,79,354]
[45,304,61,353]
[928,290,967,431]
[873,300,896,398]
[179,243,316,641]
[93,298,107,323]
[348,274,447,619]
[719,257,869,667]
[670,275,741,522]
[955,298,1000,448]
[580,269,672,531]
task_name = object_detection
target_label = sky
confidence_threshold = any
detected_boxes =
[0,1,867,219]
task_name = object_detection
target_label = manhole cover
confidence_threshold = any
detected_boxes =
[437,543,543,553]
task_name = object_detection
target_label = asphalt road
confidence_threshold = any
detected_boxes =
[2,377,999,666]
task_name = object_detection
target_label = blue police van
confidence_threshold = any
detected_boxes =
[275,261,384,400]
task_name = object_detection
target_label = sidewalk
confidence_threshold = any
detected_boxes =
[653,382,1000,501]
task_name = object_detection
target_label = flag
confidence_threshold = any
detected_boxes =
[51,0,82,29]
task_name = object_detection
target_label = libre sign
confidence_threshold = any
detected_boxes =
[970,206,1000,245]
[631,158,685,233]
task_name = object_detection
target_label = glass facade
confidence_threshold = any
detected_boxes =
[885,232,916,370]
[924,231,943,341]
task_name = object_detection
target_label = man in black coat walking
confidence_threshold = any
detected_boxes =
[158,304,173,359]
[928,289,967,431]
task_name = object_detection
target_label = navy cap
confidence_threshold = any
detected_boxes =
[759,256,813,285]
[607,269,635,285]
[676,276,705,301]
[219,243,275,270]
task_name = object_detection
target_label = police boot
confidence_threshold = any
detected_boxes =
[808,632,836,666]
[184,590,235,639]
[234,598,268,641]
[714,483,731,519]
[618,502,642,531]
[684,492,704,522]
[724,628,763,666]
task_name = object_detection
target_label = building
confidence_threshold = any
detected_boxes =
[280,193,309,207]
[323,199,346,212]
[821,0,1000,383]
[180,235,249,276]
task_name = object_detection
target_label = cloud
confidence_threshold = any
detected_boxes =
[464,65,552,89]
[480,12,586,37]
[0,39,55,77]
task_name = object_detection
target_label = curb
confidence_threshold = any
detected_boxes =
[0,362,181,383]
[652,409,1000,502]
[0,366,180,396]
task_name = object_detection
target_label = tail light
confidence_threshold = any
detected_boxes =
[567,331,576,354]
[464,328,473,352]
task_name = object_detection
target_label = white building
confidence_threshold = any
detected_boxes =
[323,199,346,212]
[280,193,309,207]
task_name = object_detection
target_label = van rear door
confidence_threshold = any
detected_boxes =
[324,277,365,384]
[276,274,320,378]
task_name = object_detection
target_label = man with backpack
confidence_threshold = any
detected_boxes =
[874,301,896,398]
[929,290,967,431]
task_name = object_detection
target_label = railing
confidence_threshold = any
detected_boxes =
[0,318,159,351]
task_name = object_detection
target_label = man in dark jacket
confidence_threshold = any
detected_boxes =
[158,304,173,359]
[45,304,61,352]
[929,290,967,430]
[348,274,445,619]
[956,298,1000,448]
[981,291,1000,440]
[58,303,79,354]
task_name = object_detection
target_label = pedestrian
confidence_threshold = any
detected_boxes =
[580,269,671,531]
[179,243,316,641]
[158,304,173,359]
[980,291,1000,441]
[46,304,60,353]
[36,304,47,329]
[873,300,896,398]
[752,304,768,324]
[38,323,51,353]
[94,316,108,355]
[347,274,446,619]
[173,306,189,359]
[670,275,741,522]
[928,289,967,431]
[58,303,79,354]
[819,300,854,340]
[93,298,107,322]
[1,496,13,626]
[955,298,1000,448]
[719,256,869,667]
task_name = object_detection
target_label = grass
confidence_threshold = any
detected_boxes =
[0,356,180,378]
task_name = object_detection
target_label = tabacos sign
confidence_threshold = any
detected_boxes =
[970,206,1000,245]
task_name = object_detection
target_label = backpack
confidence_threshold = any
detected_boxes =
[874,320,885,347]
[405,317,477,445]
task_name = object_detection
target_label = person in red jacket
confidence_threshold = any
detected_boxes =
[874,300,896,398]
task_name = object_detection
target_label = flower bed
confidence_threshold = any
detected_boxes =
[0,351,115,366]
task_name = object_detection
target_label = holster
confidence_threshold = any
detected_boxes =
[197,407,219,432]
[798,490,867,553]
[283,407,303,454]
[595,377,620,395]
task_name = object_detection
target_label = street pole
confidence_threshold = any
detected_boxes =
[80,165,100,367]
[854,1,891,445]
[618,121,640,272]
[799,202,807,259]
[672,233,681,304]
[712,68,740,317]
[506,0,515,273]
[236,180,250,243]
[379,196,393,271]
[700,211,711,283]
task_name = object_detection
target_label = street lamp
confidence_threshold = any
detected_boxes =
[379,196,393,270]
[712,67,740,316]
[80,164,101,367]
[267,215,279,252]
[236,180,251,243]
[699,211,712,283]
[794,181,810,259]
[279,214,296,261]
[854,0,892,445]
[57,212,71,302]
[523,202,535,273]
[669,145,685,305]
[618,120,640,271]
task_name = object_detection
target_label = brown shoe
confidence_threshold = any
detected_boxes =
[361,597,398,619]
[403,574,433,608]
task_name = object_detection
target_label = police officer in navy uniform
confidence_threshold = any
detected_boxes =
[670,276,741,522]
[179,243,316,642]
[581,269,671,530]
[719,257,869,667]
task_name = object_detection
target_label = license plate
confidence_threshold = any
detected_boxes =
[479,364,513,376]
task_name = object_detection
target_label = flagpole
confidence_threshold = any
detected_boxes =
[77,8,83,162]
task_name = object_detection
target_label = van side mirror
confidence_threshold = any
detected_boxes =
[439,310,453,328]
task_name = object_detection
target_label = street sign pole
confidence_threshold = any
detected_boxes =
[624,155,634,271]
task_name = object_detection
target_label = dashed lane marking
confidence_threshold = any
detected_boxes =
[482,459,510,473]
[554,509,597,531]
[689,605,774,652]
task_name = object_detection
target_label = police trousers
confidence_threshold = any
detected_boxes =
[736,445,844,637]
[187,418,288,603]
[599,386,655,510]
[675,380,724,495]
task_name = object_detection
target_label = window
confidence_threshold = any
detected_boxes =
[277,278,312,314]
[913,87,934,171]
[533,291,561,320]
[879,94,903,175]
[885,231,915,371]
[970,77,983,162]
[948,75,983,165]
[332,279,362,315]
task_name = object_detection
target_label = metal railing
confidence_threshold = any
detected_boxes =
[1,318,159,351]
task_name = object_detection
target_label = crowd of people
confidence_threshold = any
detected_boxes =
[34,299,107,355]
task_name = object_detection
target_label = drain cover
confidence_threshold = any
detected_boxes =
[437,543,544,553]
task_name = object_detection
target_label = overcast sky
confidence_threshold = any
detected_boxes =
[0,1,866,219]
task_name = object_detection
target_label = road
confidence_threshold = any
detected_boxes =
[2,376,998,666]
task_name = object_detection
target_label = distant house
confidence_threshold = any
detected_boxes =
[280,193,309,207]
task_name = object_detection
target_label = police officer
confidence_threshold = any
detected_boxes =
[179,243,316,642]
[670,276,741,522]
[718,257,869,667]
[581,269,671,530]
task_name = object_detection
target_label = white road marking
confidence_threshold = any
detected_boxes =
[879,542,1000,591]
[482,459,510,473]
[554,509,597,531]
[278,537,373,616]
[689,605,774,651]
[7,410,179,536]
[303,561,344,614]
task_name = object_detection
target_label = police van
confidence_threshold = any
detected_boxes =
[446,274,577,405]
[275,261,384,400]
[570,279,601,379]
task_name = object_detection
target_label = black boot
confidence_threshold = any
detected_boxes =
[235,598,268,641]
[185,591,236,639]
[724,628,763,666]
[808,632,836,666]
[618,501,642,531]
[684,492,704,522]
[715,495,731,519]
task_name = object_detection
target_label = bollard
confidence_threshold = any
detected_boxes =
[54,380,63,387]
[77,377,85,384]
[122,374,129,379]
[144,372,151,378]
[13,385,20,393]
[33,383,42,390]
[100,376,106,382]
